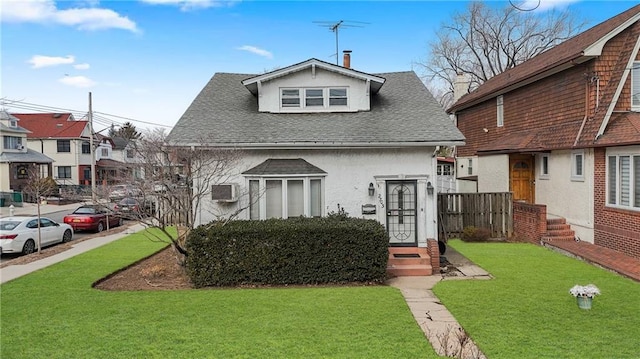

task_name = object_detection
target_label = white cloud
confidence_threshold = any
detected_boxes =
[28,55,75,68]
[140,0,237,11]
[59,75,96,88]
[518,0,579,11]
[236,45,273,59]
[0,0,139,32]
[74,63,90,70]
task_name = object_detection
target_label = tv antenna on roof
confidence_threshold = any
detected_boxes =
[313,20,369,65]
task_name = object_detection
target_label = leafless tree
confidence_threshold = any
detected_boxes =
[21,164,58,253]
[120,128,244,261]
[415,1,584,108]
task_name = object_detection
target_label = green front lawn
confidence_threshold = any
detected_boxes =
[434,240,640,359]
[0,230,436,359]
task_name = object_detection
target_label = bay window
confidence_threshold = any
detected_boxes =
[249,177,324,219]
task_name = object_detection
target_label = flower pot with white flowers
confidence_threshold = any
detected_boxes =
[569,284,600,309]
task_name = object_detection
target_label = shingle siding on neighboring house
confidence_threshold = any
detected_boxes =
[449,4,640,258]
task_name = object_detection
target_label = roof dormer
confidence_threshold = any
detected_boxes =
[241,57,385,113]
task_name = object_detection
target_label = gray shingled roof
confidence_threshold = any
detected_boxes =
[243,159,327,175]
[167,70,465,147]
[0,149,54,164]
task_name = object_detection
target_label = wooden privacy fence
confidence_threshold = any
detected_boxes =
[438,192,513,240]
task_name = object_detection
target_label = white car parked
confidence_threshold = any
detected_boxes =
[0,216,73,255]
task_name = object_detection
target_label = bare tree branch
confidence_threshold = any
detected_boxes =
[415,1,585,104]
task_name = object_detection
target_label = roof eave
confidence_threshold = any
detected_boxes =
[165,140,465,150]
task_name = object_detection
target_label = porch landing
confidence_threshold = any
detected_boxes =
[387,247,432,277]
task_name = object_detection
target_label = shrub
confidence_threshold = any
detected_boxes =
[461,226,491,242]
[185,217,389,288]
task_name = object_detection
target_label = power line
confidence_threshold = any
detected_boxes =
[0,98,172,129]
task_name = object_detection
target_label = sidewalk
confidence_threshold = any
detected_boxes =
[0,223,146,284]
[0,201,85,218]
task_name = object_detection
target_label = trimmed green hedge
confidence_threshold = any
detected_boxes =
[185,217,389,287]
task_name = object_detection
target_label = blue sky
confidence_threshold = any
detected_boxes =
[1,0,637,131]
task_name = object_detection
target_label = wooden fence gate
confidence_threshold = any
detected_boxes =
[438,192,513,240]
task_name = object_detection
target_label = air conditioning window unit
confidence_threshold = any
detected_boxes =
[212,183,238,202]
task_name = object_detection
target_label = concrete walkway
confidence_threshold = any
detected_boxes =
[0,223,146,284]
[387,249,491,359]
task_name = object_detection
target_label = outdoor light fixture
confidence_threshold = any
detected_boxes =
[427,181,434,195]
[368,182,375,196]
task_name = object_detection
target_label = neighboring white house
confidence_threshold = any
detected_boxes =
[0,110,53,199]
[166,55,465,257]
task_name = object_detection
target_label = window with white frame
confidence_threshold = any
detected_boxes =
[437,164,453,176]
[3,136,22,150]
[632,61,640,110]
[608,154,640,209]
[101,148,109,157]
[539,154,550,179]
[81,141,91,154]
[248,177,323,219]
[571,151,584,181]
[9,119,17,127]
[497,95,504,127]
[57,166,72,179]
[467,158,473,176]
[57,139,71,153]
[281,87,348,109]
[305,89,324,107]
[281,89,300,107]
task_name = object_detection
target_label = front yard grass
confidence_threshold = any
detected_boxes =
[434,240,640,359]
[0,230,436,359]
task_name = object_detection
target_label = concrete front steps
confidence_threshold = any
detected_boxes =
[541,217,575,242]
[387,247,432,277]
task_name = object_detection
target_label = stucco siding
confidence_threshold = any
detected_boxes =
[196,147,438,246]
[536,149,594,242]
[0,163,10,191]
[478,155,509,193]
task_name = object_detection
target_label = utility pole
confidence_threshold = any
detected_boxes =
[89,92,96,203]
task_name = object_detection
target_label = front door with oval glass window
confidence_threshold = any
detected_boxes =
[386,181,417,246]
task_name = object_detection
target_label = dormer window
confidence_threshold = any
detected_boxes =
[9,120,17,127]
[281,89,300,107]
[281,87,348,110]
[329,88,347,106]
[305,89,324,107]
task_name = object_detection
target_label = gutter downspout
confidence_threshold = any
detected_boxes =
[573,78,591,147]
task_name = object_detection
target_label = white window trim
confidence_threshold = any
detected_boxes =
[539,154,550,180]
[280,87,348,111]
[246,176,325,219]
[571,151,584,181]
[497,95,504,127]
[632,61,640,111]
[606,151,640,211]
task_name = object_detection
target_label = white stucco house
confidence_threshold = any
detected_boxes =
[166,55,465,275]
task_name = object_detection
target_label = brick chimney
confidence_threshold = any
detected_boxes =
[343,50,352,69]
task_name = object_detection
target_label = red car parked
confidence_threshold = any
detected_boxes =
[63,205,123,233]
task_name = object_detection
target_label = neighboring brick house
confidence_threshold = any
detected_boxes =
[448,5,640,259]
[167,54,465,275]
